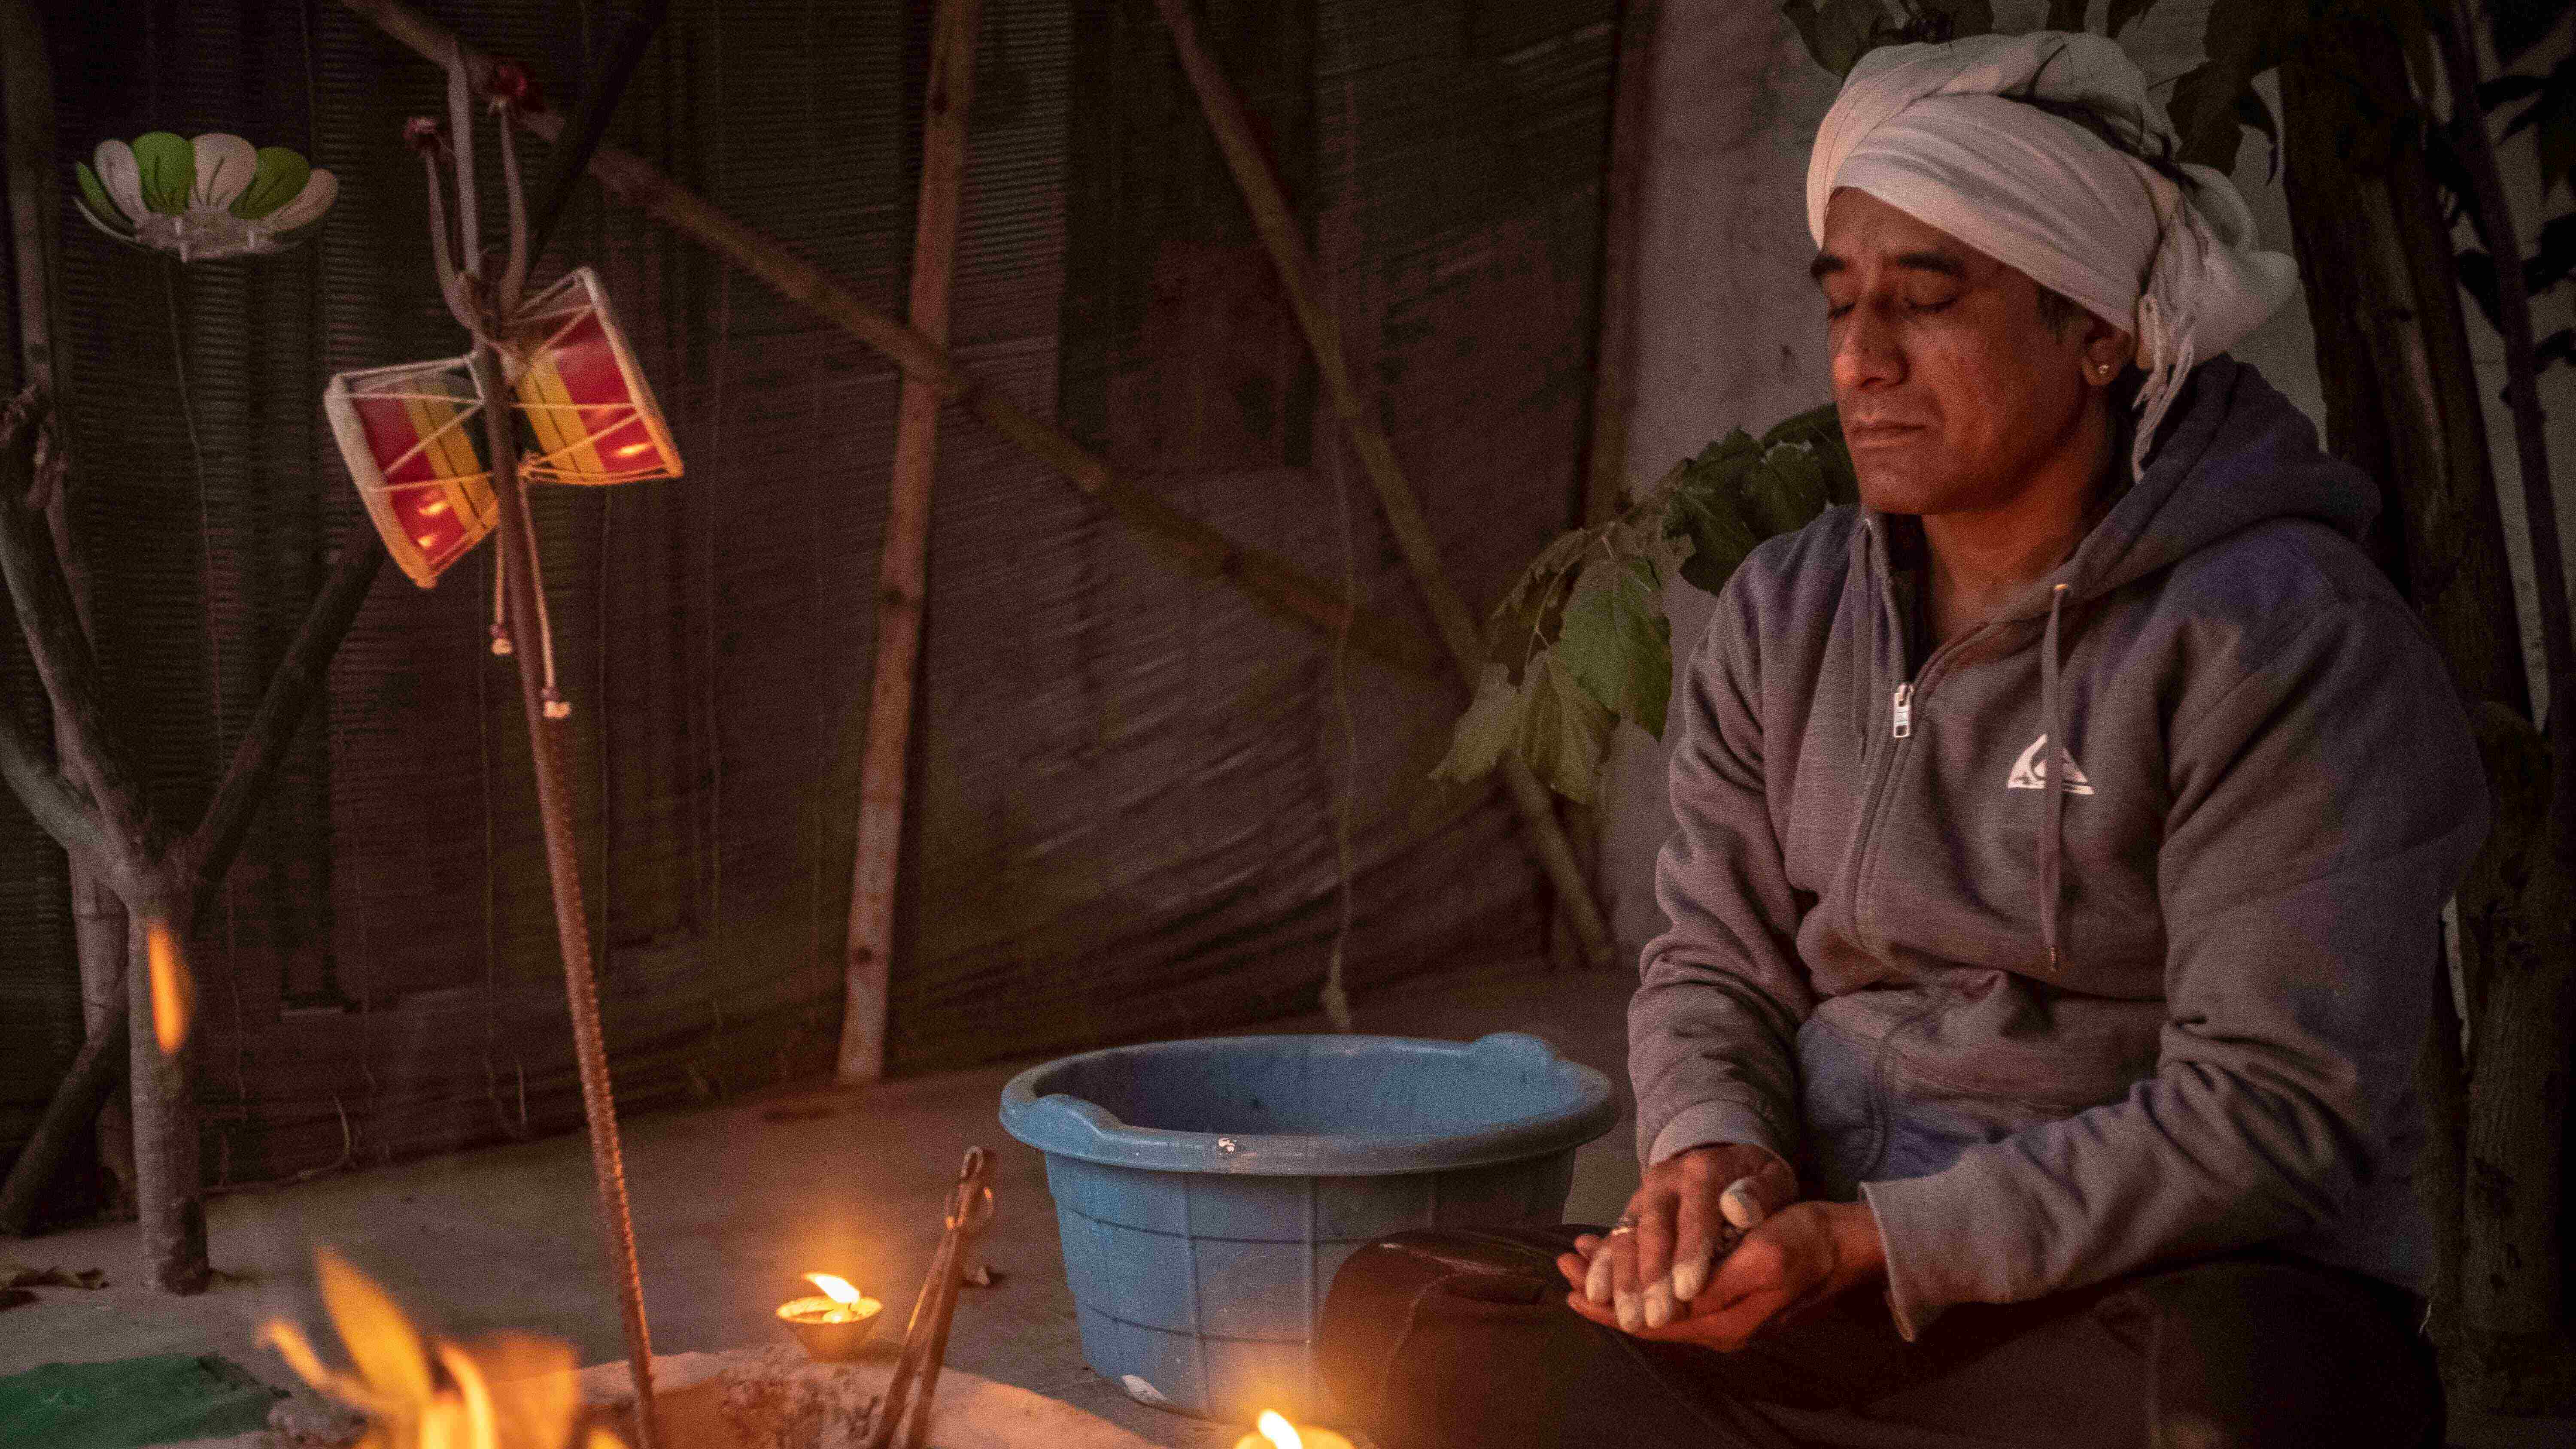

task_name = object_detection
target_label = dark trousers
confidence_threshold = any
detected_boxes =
[1315,1225,2442,1449]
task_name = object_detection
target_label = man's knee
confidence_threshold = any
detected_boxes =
[2099,1258,2440,1449]
[1317,1227,1590,1433]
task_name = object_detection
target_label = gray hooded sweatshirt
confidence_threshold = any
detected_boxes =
[1631,357,2488,1338]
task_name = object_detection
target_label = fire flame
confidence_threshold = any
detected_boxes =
[1257,1411,1303,1449]
[780,1271,879,1325]
[258,1247,618,1449]
[145,917,191,1056]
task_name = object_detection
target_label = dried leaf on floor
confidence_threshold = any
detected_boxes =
[0,1261,106,1289]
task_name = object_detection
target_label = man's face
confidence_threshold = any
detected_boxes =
[1814,189,2104,517]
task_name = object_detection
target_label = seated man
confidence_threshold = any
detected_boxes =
[1316,31,2487,1449]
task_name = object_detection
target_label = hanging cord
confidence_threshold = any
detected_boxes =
[414,83,571,718]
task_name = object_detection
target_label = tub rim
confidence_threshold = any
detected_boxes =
[996,1031,1619,1176]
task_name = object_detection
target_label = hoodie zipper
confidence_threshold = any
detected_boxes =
[1891,682,1913,739]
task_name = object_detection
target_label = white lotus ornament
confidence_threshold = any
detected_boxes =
[74,132,337,261]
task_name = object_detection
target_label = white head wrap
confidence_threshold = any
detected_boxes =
[1805,33,2298,476]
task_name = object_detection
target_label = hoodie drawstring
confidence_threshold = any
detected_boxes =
[2039,582,2069,972]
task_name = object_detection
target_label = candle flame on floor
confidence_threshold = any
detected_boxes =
[805,1272,861,1307]
[1257,1411,1303,1449]
[145,918,191,1056]
[258,1247,620,1449]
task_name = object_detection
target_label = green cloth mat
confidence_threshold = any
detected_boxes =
[0,1354,283,1448]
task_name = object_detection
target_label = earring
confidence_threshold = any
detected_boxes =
[2092,360,2117,381]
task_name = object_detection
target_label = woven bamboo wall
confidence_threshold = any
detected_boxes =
[0,0,1615,1190]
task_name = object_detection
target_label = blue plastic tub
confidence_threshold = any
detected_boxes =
[998,1031,1617,1423]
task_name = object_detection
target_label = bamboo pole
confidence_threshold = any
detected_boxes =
[335,0,1440,682]
[1582,0,1656,533]
[1553,0,1659,970]
[837,0,982,1086]
[1151,0,1614,968]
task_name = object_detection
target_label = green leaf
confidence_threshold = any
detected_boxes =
[2527,213,2576,297]
[1750,443,1830,535]
[2489,0,2570,65]
[1779,0,1884,76]
[2498,60,2573,144]
[1431,654,1617,803]
[2455,248,2501,330]
[2542,101,2576,196]
[1488,524,1599,670]
[1558,555,1673,739]
[1671,485,1764,597]
[1906,0,1995,42]
[231,146,312,220]
[1433,663,1524,788]
[2104,0,2159,37]
[72,162,132,235]
[129,132,194,215]
[2236,88,2280,185]
[1518,650,1616,804]
[1761,403,1842,455]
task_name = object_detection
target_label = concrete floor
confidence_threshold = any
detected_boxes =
[8,956,2571,1448]
[0,958,1642,1447]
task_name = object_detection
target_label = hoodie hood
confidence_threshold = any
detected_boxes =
[1897,356,2387,970]
[2022,355,2381,620]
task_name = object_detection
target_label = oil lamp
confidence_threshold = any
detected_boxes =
[1233,1410,1356,1449]
[777,1272,884,1361]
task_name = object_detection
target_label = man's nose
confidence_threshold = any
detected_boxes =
[1831,304,1903,391]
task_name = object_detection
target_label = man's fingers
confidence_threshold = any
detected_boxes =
[1719,1175,1771,1232]
[1669,1185,1714,1306]
[1610,1217,1646,1332]
[1635,1195,1679,1328]
[1558,1249,1594,1292]
[1746,1156,1798,1215]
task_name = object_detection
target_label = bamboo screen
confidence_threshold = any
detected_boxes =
[0,0,1616,1189]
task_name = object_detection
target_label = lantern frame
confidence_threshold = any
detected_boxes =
[323,355,498,588]
[506,267,683,487]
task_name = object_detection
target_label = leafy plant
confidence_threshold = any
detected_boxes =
[1434,405,1855,802]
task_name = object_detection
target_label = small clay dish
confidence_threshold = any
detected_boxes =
[777,1294,884,1361]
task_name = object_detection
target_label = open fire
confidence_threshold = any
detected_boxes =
[258,1247,618,1449]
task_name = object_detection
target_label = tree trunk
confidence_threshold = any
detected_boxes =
[124,906,206,1294]
[2281,6,2576,1413]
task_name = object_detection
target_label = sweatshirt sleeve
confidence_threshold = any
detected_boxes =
[1629,576,1819,1170]
[1861,597,2488,1337]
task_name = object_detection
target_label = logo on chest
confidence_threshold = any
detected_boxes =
[2007,733,2093,795]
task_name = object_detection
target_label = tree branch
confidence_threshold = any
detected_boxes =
[0,694,105,874]
[0,1004,123,1236]
[522,0,667,267]
[186,542,382,900]
[0,390,146,871]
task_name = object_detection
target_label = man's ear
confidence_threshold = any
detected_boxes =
[2081,314,2135,386]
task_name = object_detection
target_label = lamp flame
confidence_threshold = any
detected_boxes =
[1257,1411,1303,1449]
[258,1246,617,1449]
[145,918,191,1056]
[805,1272,860,1307]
